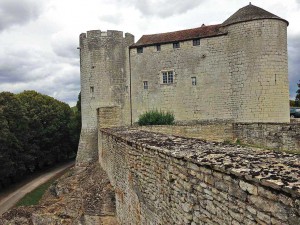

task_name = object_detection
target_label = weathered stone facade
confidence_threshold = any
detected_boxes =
[130,5,289,123]
[77,30,134,165]
[233,123,300,153]
[77,4,290,165]
[99,128,300,225]
[139,122,300,154]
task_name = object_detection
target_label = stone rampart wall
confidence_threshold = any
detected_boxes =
[233,123,300,153]
[137,122,300,153]
[138,122,233,142]
[99,128,300,225]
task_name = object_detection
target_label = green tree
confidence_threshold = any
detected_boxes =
[0,92,28,187]
[296,80,300,107]
[0,90,79,189]
[69,92,81,152]
[17,91,74,169]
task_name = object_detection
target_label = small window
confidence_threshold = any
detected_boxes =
[162,71,174,84]
[173,42,180,49]
[143,81,148,90]
[137,47,143,53]
[90,86,94,98]
[156,44,161,51]
[191,77,197,86]
[193,39,200,46]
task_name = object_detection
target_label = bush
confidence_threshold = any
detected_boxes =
[138,110,174,126]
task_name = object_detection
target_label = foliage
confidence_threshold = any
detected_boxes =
[138,110,174,126]
[68,92,81,151]
[296,80,300,107]
[0,92,28,185]
[0,91,81,189]
[290,100,295,107]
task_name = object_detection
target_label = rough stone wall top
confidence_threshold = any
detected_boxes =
[222,3,288,26]
[101,127,300,198]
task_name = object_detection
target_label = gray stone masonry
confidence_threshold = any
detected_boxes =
[138,122,300,153]
[100,127,300,225]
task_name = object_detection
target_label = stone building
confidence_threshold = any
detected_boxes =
[76,4,289,164]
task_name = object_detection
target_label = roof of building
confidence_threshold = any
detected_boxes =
[131,24,226,48]
[222,3,289,26]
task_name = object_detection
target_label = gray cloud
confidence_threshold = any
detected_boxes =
[113,0,206,18]
[288,35,300,99]
[135,0,205,18]
[0,44,80,105]
[99,14,123,25]
[51,37,79,59]
[0,48,47,83]
[0,0,44,31]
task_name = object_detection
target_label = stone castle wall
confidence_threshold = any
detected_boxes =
[138,122,233,142]
[99,128,300,225]
[227,20,289,122]
[130,19,289,124]
[130,34,232,123]
[233,123,300,153]
[76,30,134,165]
[138,122,300,154]
[77,15,289,165]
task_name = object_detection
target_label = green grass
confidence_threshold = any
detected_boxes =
[15,178,56,207]
[138,110,175,126]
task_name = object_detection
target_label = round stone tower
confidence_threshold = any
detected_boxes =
[223,3,289,122]
[76,30,134,166]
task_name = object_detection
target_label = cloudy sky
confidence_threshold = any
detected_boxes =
[0,0,299,106]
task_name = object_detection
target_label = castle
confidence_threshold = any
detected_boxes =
[74,5,300,224]
[77,3,290,164]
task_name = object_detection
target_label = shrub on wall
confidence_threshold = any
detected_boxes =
[138,110,174,126]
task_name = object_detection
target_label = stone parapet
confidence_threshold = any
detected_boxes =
[136,122,300,154]
[138,122,233,142]
[233,123,300,153]
[99,127,299,225]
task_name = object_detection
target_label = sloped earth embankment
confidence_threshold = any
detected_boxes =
[0,163,118,225]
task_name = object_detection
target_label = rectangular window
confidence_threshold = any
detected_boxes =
[173,42,180,49]
[193,39,200,46]
[137,47,143,53]
[156,44,161,51]
[143,81,148,89]
[90,86,94,98]
[162,71,174,84]
[191,77,197,85]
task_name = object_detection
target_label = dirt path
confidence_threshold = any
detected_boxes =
[0,161,75,216]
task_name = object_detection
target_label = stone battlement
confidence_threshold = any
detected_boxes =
[80,30,132,39]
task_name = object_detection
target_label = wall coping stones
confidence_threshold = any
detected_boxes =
[100,127,300,198]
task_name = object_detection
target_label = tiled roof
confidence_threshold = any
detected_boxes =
[131,24,226,48]
[222,3,288,26]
